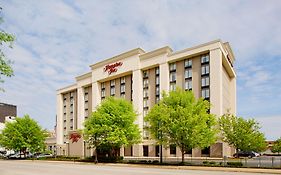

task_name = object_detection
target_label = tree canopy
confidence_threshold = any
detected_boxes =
[83,97,141,159]
[145,88,217,162]
[0,8,15,90]
[219,113,266,152]
[271,138,281,154]
[0,115,47,154]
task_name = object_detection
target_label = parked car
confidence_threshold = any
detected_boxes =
[36,153,53,159]
[233,151,260,158]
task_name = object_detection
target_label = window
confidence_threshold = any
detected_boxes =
[156,86,160,96]
[185,79,192,90]
[170,144,177,155]
[156,96,160,103]
[110,86,115,96]
[156,76,160,85]
[143,79,149,88]
[184,59,192,67]
[169,72,176,82]
[84,93,88,101]
[201,54,209,63]
[143,130,149,140]
[143,70,148,78]
[84,101,88,109]
[143,88,148,98]
[121,77,126,84]
[185,69,192,79]
[201,77,210,87]
[201,147,210,155]
[202,88,210,99]
[170,83,176,91]
[143,109,149,116]
[143,99,148,108]
[201,65,209,75]
[101,89,105,98]
[143,145,149,156]
[169,63,176,71]
[70,92,74,97]
[155,67,160,75]
[101,82,105,89]
[110,80,115,87]
[120,84,125,93]
[120,93,125,98]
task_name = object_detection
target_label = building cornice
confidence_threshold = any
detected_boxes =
[57,83,77,94]
[168,39,221,57]
[75,72,92,81]
[140,46,173,60]
[90,48,145,70]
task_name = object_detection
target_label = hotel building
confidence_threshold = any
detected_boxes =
[56,39,236,158]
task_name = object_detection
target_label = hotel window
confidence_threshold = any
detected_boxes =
[201,65,209,75]
[201,54,209,64]
[101,89,105,98]
[70,92,74,98]
[84,92,88,101]
[170,83,176,91]
[143,79,149,88]
[143,109,149,116]
[169,63,176,71]
[143,99,148,108]
[184,59,192,68]
[120,93,125,98]
[84,101,89,109]
[110,86,115,96]
[156,76,160,85]
[185,79,192,90]
[120,84,125,94]
[169,72,176,82]
[156,86,160,96]
[121,77,126,84]
[85,109,89,117]
[101,82,105,89]
[202,88,210,99]
[143,131,149,140]
[143,88,149,98]
[155,67,160,75]
[143,70,148,78]
[201,77,210,87]
[156,96,160,103]
[185,69,192,79]
[110,80,115,87]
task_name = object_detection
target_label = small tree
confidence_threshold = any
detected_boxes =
[272,138,281,155]
[219,113,266,153]
[0,115,47,156]
[83,97,141,162]
[0,8,15,90]
[145,88,217,163]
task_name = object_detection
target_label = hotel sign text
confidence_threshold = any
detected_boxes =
[104,62,123,75]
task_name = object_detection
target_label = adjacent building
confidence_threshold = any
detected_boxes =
[56,39,236,158]
[0,103,17,123]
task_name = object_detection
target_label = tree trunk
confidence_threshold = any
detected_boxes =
[94,148,98,163]
[181,145,185,163]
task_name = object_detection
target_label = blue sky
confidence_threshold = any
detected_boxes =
[0,0,281,140]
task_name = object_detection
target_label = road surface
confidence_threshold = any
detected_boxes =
[0,160,278,175]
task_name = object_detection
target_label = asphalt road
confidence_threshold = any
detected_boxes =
[0,160,278,175]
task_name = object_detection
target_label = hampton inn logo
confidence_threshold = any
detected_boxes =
[104,62,123,75]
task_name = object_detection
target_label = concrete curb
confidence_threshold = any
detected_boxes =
[7,160,281,174]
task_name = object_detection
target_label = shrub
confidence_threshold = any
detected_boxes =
[227,162,243,167]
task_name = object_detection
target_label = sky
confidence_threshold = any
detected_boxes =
[0,0,281,140]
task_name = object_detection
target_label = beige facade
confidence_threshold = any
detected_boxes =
[56,39,236,158]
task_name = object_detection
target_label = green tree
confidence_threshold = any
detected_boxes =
[0,115,47,156]
[145,88,217,163]
[219,113,266,153]
[0,8,15,90]
[272,138,281,155]
[83,97,141,161]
